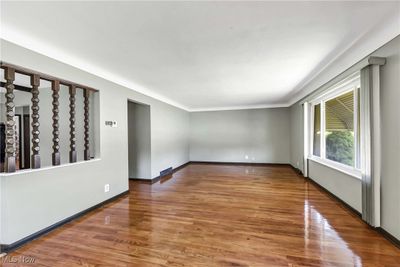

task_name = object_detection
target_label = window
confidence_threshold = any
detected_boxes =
[325,90,355,167]
[309,73,361,177]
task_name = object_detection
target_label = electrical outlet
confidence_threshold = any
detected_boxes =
[104,184,110,193]
[104,215,110,225]
[245,155,249,159]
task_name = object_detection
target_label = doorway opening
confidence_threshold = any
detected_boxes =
[127,100,151,180]
[15,105,31,170]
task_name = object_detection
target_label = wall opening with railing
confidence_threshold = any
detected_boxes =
[0,62,99,173]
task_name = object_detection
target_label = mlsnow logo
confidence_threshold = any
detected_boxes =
[1,254,36,264]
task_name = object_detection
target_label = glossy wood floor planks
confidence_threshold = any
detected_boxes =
[3,164,400,266]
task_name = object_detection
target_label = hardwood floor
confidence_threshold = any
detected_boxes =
[3,164,400,266]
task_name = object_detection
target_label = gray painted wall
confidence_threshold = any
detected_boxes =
[375,37,400,240]
[289,103,304,171]
[308,160,362,212]
[128,102,151,179]
[289,36,400,239]
[0,39,190,244]
[189,108,290,163]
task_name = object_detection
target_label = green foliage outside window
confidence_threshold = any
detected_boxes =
[326,131,354,166]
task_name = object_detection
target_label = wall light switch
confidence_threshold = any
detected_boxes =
[105,121,118,127]
[104,184,110,192]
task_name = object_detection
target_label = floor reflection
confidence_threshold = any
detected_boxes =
[304,182,364,266]
[304,200,363,266]
[6,164,400,266]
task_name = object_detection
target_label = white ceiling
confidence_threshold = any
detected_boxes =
[1,1,399,111]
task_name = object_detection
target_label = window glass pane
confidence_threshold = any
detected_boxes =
[325,91,354,166]
[313,104,321,157]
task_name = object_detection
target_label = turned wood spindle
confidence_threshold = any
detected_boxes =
[4,67,16,172]
[31,74,41,169]
[52,80,61,165]
[69,85,77,163]
[83,88,91,160]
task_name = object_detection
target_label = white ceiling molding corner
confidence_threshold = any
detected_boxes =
[188,103,290,112]
[287,13,400,107]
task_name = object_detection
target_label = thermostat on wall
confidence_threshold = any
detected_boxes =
[105,121,118,127]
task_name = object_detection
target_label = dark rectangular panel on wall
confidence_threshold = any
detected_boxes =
[0,123,5,172]
[23,114,30,169]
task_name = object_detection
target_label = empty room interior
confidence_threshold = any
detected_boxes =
[1,1,400,266]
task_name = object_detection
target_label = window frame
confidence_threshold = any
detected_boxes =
[308,73,362,179]
[311,103,321,157]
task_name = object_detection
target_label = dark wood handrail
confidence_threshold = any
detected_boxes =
[0,81,31,92]
[1,61,98,92]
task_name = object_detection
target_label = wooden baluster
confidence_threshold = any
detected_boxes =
[83,88,90,160]
[52,80,61,165]
[4,67,16,172]
[69,85,77,163]
[31,74,41,169]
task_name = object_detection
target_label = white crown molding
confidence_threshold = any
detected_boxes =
[188,103,290,112]
[287,12,400,106]
[0,26,190,111]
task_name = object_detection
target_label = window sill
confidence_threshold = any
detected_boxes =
[308,156,362,180]
[0,158,102,177]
